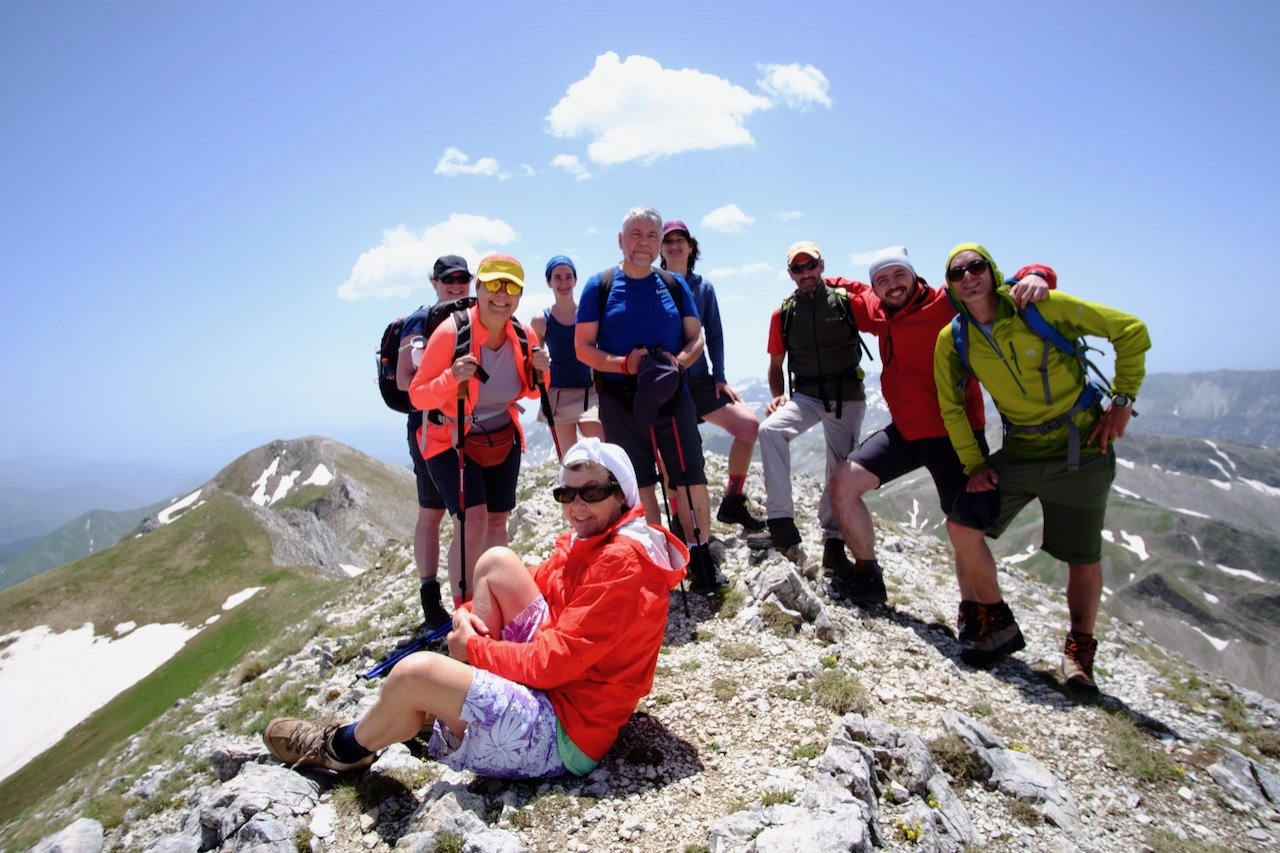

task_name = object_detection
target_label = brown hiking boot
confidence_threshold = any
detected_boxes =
[959,602,1025,667]
[1062,632,1100,695]
[263,718,374,772]
[957,600,980,643]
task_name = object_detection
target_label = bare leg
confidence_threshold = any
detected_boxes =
[415,507,446,581]
[702,401,760,478]
[947,520,1002,604]
[552,423,579,459]
[447,504,490,602]
[674,484,712,543]
[1066,561,1103,634]
[484,510,510,550]
[578,420,605,441]
[353,651,476,744]
[468,546,541,635]
[829,461,880,561]
[639,485,661,526]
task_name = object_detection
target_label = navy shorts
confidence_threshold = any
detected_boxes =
[425,440,522,513]
[687,373,731,421]
[598,386,707,489]
[850,424,988,516]
[408,421,445,510]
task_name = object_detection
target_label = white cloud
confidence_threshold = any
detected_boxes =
[546,52,772,165]
[336,214,519,301]
[701,204,756,234]
[551,153,592,181]
[756,63,833,110]
[850,245,908,266]
[520,164,537,177]
[706,262,773,278]
[434,146,509,179]
[777,210,803,222]
[585,226,599,236]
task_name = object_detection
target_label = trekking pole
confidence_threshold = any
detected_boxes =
[532,351,563,460]
[651,427,689,616]
[456,380,468,604]
[669,413,711,593]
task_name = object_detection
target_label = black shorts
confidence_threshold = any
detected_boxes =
[687,373,731,421]
[850,423,988,516]
[598,385,707,489]
[408,421,445,510]
[424,440,522,514]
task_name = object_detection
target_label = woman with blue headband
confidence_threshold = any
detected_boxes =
[530,255,605,459]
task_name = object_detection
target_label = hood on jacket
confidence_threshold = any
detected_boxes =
[944,242,1004,317]
[615,512,688,589]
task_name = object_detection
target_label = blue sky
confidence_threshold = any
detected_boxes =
[2,0,1277,477]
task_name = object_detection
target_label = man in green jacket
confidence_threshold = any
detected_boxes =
[933,243,1150,695]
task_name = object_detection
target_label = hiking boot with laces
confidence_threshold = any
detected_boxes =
[957,600,980,643]
[841,558,888,606]
[687,545,724,594]
[747,516,802,552]
[262,718,374,773]
[1062,631,1100,695]
[716,492,766,531]
[420,582,451,633]
[959,602,1025,667]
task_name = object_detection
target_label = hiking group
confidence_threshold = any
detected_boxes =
[265,204,1149,780]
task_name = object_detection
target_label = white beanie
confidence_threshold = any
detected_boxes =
[558,438,640,508]
[867,247,916,282]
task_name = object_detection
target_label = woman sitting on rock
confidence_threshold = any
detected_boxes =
[263,438,687,778]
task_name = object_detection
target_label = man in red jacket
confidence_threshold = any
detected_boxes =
[828,251,1050,631]
[262,438,687,778]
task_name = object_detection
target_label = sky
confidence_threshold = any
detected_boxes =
[2,0,1278,480]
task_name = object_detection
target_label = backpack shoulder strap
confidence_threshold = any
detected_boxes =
[832,287,874,363]
[1017,302,1076,358]
[950,313,973,386]
[596,267,617,317]
[653,268,684,312]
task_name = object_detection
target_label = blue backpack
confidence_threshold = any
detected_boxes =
[949,299,1111,469]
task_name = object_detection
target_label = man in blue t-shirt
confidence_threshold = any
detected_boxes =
[396,255,473,636]
[574,206,719,592]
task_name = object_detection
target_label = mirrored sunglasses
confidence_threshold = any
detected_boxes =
[481,278,524,296]
[946,258,990,283]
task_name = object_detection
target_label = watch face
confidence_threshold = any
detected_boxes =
[1112,394,1132,407]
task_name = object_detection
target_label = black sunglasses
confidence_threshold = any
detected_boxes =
[788,258,820,275]
[439,273,472,285]
[552,483,620,504]
[946,258,990,283]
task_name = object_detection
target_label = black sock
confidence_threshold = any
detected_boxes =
[331,724,373,763]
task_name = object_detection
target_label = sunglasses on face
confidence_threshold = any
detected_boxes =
[439,273,471,285]
[946,258,990,283]
[788,259,820,275]
[552,483,619,504]
[481,278,524,296]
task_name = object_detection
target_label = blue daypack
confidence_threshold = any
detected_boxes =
[949,299,1111,469]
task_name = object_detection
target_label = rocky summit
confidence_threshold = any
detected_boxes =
[20,454,1280,853]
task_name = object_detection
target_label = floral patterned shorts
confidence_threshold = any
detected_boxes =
[427,596,567,779]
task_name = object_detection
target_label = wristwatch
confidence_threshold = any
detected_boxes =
[1110,393,1133,409]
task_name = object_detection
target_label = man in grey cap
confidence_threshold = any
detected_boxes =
[755,240,871,582]
[395,255,474,639]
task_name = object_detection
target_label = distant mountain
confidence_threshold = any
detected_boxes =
[1127,369,1280,447]
[0,457,204,546]
[0,503,166,593]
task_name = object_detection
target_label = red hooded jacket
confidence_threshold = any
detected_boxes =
[464,506,687,762]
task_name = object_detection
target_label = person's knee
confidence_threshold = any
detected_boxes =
[831,462,875,500]
[475,546,521,579]
[384,650,445,692]
[946,519,983,545]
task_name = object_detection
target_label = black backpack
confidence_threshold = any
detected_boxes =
[376,297,476,413]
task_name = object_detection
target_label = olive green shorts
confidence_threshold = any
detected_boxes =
[985,449,1116,564]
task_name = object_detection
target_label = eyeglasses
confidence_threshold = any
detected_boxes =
[439,273,471,285]
[946,258,990,283]
[481,278,524,296]
[788,259,820,275]
[552,483,619,504]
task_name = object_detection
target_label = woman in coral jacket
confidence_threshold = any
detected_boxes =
[409,254,549,605]
[263,438,688,779]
